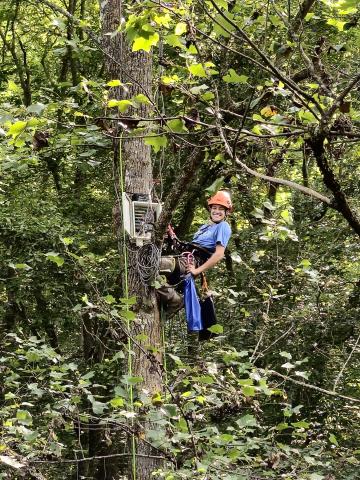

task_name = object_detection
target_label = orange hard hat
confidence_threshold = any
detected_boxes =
[207,191,233,212]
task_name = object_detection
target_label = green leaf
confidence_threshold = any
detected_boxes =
[81,371,95,380]
[13,263,31,270]
[280,209,293,223]
[205,177,225,194]
[165,34,184,48]
[329,433,339,446]
[107,99,133,112]
[208,324,223,334]
[305,12,315,21]
[110,397,125,408]
[120,296,137,305]
[213,13,235,37]
[291,420,310,429]
[263,200,276,210]
[201,92,215,101]
[236,414,257,427]
[281,362,295,369]
[107,79,123,87]
[28,383,45,398]
[7,121,27,137]
[88,395,108,415]
[121,375,143,385]
[190,84,208,95]
[298,109,317,123]
[280,351,292,360]
[120,310,136,321]
[166,118,188,133]
[241,385,256,396]
[238,378,253,386]
[154,13,171,27]
[194,375,214,384]
[327,18,346,31]
[162,404,178,418]
[188,63,207,78]
[175,22,187,35]
[133,94,150,105]
[300,259,311,268]
[27,103,45,115]
[61,237,74,245]
[132,33,159,52]
[45,252,64,267]
[104,295,116,304]
[223,69,248,84]
[144,135,168,152]
[276,422,290,431]
[16,410,33,426]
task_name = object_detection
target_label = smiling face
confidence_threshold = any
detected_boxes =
[209,204,227,223]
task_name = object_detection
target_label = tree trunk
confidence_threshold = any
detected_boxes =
[101,2,163,479]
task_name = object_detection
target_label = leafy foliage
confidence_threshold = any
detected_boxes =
[0,0,360,479]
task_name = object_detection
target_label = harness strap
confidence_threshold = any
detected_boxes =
[201,273,209,293]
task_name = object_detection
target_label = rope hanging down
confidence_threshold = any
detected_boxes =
[118,132,137,480]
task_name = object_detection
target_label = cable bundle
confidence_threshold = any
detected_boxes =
[136,243,161,286]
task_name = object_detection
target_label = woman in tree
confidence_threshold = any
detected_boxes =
[158,190,232,314]
[186,190,232,277]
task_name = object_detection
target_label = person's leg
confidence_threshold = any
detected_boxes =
[156,285,183,315]
[157,256,184,314]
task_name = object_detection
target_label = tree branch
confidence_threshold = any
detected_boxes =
[308,132,360,236]
[291,0,317,33]
[154,147,206,243]
[206,0,323,117]
[323,72,360,124]
[215,115,332,205]
[268,370,360,404]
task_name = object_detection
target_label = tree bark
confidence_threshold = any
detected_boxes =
[101,2,163,479]
[309,133,360,236]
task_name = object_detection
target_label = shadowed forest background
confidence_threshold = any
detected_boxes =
[0,0,359,479]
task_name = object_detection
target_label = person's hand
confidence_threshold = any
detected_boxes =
[186,263,200,276]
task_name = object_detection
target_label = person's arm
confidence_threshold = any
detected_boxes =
[186,244,225,276]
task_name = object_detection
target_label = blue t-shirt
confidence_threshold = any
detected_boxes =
[191,221,231,252]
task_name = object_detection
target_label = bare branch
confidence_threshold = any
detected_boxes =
[269,370,360,404]
[216,115,331,205]
[291,0,317,33]
[323,72,360,124]
[333,331,360,391]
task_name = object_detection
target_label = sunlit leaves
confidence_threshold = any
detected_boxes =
[174,22,187,35]
[166,118,188,133]
[132,32,159,52]
[223,69,248,84]
[188,63,207,77]
[107,79,123,87]
[107,99,133,112]
[16,410,33,426]
[207,323,223,334]
[144,135,168,152]
[165,34,185,48]
[45,252,64,267]
[326,18,347,31]
[213,12,235,37]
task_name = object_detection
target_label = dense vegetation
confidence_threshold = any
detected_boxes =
[0,0,359,479]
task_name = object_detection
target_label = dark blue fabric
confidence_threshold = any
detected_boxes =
[184,274,203,331]
[199,296,218,341]
[191,221,231,252]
